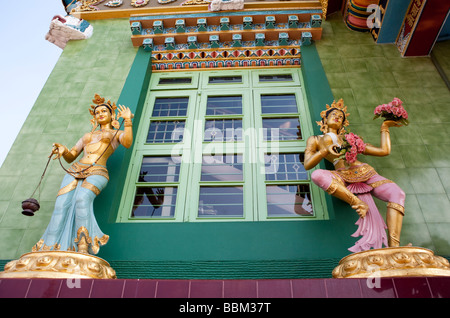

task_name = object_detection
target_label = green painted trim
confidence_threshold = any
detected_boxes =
[300,43,341,220]
[109,259,341,279]
[299,44,334,135]
[94,46,153,226]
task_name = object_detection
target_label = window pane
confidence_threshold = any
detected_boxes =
[261,94,298,114]
[206,96,242,115]
[158,78,192,85]
[265,153,307,180]
[266,184,313,217]
[201,155,243,181]
[198,186,244,218]
[262,118,301,141]
[208,76,242,84]
[131,187,177,218]
[259,74,293,82]
[139,156,181,183]
[204,119,243,141]
[152,97,188,117]
[147,120,185,143]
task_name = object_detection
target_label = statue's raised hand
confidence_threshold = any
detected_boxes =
[117,105,134,120]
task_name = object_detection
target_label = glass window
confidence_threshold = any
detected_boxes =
[132,186,177,218]
[259,74,293,82]
[206,96,242,115]
[198,186,244,218]
[266,184,313,217]
[201,155,243,182]
[204,119,243,142]
[139,156,181,183]
[147,120,185,143]
[208,76,242,84]
[262,118,301,141]
[152,97,188,117]
[261,94,298,114]
[131,156,181,219]
[146,96,189,144]
[264,153,307,181]
[158,77,192,85]
[204,95,243,142]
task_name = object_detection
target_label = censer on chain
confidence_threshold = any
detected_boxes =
[21,149,54,216]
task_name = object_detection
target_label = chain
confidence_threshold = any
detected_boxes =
[57,119,125,177]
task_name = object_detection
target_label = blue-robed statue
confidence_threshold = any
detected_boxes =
[33,94,133,255]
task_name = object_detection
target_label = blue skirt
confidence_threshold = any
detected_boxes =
[36,173,109,254]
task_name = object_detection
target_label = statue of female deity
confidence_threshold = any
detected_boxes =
[32,94,133,255]
[304,99,405,251]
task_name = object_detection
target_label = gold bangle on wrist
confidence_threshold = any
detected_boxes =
[380,126,390,133]
[124,118,132,127]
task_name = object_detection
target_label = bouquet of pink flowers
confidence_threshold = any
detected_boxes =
[338,132,367,164]
[373,98,409,126]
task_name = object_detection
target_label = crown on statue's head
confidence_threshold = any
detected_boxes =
[316,98,350,134]
[88,94,120,130]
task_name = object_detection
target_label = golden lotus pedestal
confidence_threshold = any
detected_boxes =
[0,251,116,279]
[332,246,450,278]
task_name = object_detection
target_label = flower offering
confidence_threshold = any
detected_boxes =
[373,98,409,126]
[338,132,366,164]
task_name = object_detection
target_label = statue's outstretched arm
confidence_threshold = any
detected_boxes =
[363,120,401,157]
[52,136,85,163]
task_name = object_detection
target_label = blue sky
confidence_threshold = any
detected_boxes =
[0,1,66,166]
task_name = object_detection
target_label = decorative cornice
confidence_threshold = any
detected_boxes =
[130,9,322,70]
[71,1,325,19]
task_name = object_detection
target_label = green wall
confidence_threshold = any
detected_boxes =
[1,14,449,279]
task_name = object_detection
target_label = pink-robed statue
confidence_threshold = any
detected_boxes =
[304,99,407,252]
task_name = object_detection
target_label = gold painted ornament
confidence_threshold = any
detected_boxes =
[181,0,210,5]
[131,0,150,6]
[105,0,123,7]
[0,251,116,279]
[332,246,450,278]
[0,227,116,279]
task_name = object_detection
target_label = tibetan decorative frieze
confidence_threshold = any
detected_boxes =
[129,9,323,70]
[150,47,301,70]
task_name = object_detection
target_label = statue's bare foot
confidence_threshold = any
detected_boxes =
[351,202,368,218]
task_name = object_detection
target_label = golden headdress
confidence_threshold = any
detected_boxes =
[316,98,350,134]
[89,94,120,131]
